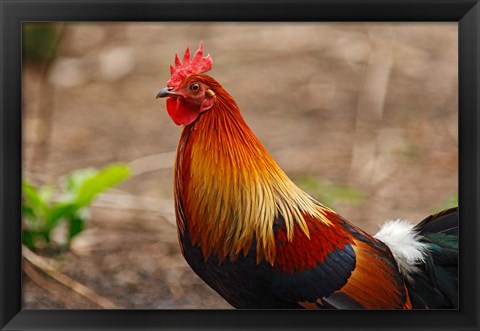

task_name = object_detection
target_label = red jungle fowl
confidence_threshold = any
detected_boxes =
[156,43,458,309]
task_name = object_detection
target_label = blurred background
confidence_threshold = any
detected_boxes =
[22,23,458,309]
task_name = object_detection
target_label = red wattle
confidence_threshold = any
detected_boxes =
[166,97,200,126]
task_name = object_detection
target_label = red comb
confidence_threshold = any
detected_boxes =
[167,42,213,88]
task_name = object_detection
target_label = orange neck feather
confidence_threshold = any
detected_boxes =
[175,76,332,265]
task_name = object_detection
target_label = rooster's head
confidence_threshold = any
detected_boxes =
[156,42,216,126]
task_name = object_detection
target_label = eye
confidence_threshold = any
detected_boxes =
[190,83,200,92]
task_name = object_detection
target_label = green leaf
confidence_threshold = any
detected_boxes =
[68,213,85,240]
[22,181,52,228]
[23,181,48,217]
[38,185,55,202]
[65,168,98,195]
[22,204,36,221]
[46,202,75,227]
[73,164,130,208]
[23,230,36,250]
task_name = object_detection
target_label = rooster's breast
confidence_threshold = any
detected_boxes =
[179,232,301,309]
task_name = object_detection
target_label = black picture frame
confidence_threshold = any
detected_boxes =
[1,0,479,330]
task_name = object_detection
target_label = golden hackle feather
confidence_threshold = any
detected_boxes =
[175,75,334,265]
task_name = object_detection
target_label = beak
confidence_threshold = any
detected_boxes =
[156,87,178,99]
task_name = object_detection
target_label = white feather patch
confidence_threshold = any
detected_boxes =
[374,219,428,282]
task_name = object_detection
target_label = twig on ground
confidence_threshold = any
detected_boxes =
[23,261,79,308]
[22,245,117,309]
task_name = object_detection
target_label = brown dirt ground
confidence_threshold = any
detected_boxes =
[22,23,458,309]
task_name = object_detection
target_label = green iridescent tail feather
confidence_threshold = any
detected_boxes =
[407,207,458,309]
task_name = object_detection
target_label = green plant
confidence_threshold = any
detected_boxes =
[22,23,63,64]
[22,164,130,252]
[294,175,363,209]
[435,195,458,213]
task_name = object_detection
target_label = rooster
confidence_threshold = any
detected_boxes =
[156,43,458,309]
